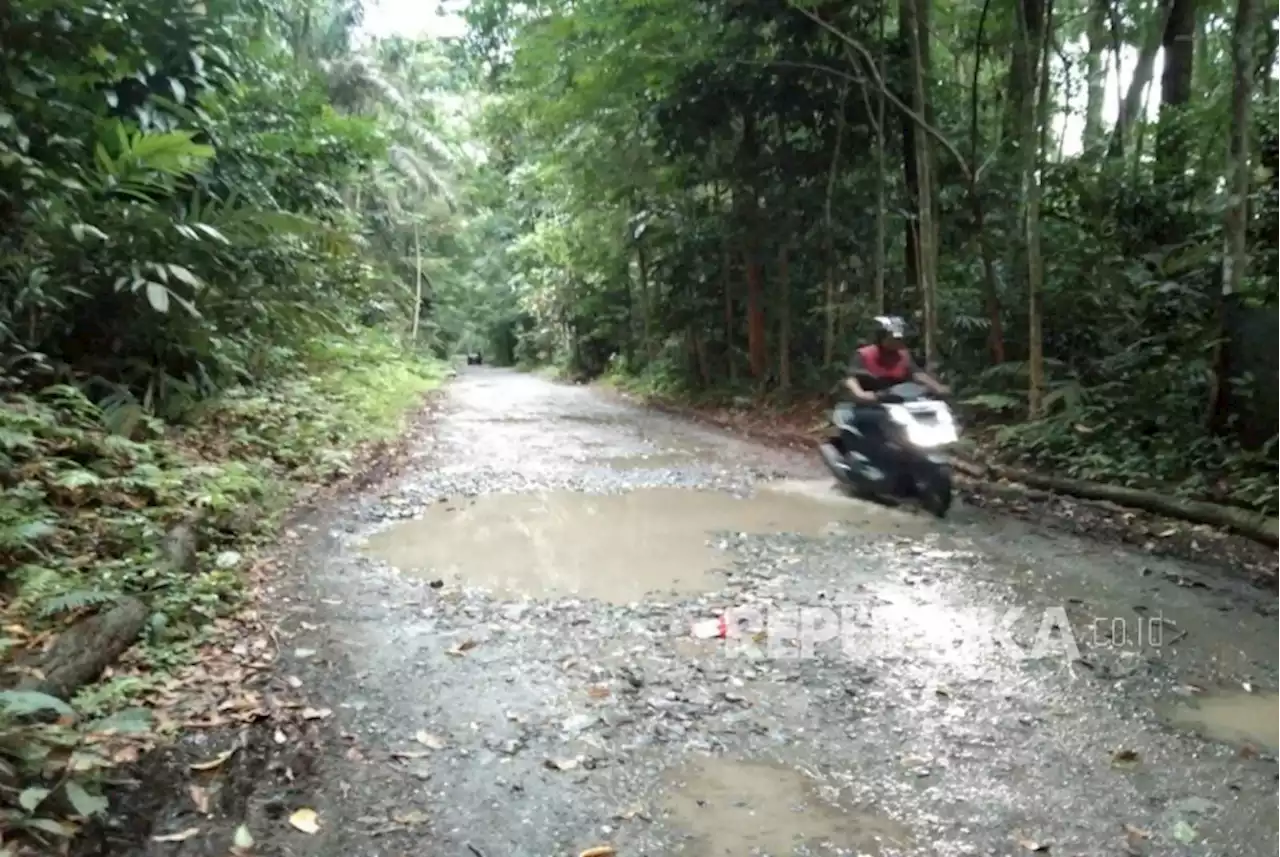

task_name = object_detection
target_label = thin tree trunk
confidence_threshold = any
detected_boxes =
[969,0,1005,363]
[874,3,888,315]
[854,69,887,317]
[1109,0,1176,158]
[1156,0,1197,179]
[1083,0,1110,149]
[1021,0,1054,416]
[1208,0,1256,431]
[636,241,654,364]
[411,220,422,342]
[740,114,768,380]
[778,242,792,391]
[823,85,850,367]
[903,0,938,368]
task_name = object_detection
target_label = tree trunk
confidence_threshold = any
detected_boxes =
[874,3,888,314]
[1083,0,1110,150]
[1155,0,1197,179]
[744,241,767,380]
[1208,0,1256,432]
[740,114,768,380]
[969,0,1005,364]
[411,220,423,342]
[1019,0,1053,416]
[636,242,654,364]
[902,0,938,367]
[980,466,1278,545]
[15,598,148,701]
[1109,0,1176,158]
[823,85,850,367]
[1003,0,1045,151]
[777,242,792,391]
[854,68,887,317]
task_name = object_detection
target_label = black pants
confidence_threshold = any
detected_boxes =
[836,403,893,465]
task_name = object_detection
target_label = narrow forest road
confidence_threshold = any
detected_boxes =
[146,368,1278,857]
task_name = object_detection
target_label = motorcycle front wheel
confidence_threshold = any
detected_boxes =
[916,462,953,518]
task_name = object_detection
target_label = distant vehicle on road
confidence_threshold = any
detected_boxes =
[465,353,483,366]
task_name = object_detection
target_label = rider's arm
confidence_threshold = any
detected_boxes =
[844,353,880,404]
[911,367,950,395]
[844,374,878,404]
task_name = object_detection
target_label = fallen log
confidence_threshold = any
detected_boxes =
[986,465,1278,547]
[17,596,148,701]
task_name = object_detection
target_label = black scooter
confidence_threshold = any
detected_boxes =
[818,381,958,518]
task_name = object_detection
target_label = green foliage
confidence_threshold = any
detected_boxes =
[456,0,1279,512]
[0,691,150,845]
[0,0,472,843]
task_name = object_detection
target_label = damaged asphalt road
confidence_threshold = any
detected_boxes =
[115,368,1278,857]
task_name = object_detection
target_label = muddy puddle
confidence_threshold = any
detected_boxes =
[660,758,912,856]
[362,481,924,603]
[1164,690,1279,752]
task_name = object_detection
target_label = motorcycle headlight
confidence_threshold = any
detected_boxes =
[904,422,959,447]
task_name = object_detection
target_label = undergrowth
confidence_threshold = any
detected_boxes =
[0,329,444,847]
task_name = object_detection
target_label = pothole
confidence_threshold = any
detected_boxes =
[1163,690,1279,752]
[659,758,912,856]
[360,482,925,603]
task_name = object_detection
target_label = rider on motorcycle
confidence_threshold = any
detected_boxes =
[839,316,949,469]
[844,315,949,403]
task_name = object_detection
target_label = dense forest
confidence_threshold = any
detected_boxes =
[0,0,482,841]
[457,0,1279,516]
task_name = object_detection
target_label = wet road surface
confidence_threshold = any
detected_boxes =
[268,368,1278,857]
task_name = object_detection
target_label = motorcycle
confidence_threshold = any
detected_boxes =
[818,381,959,518]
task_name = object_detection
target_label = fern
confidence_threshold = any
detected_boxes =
[36,589,120,619]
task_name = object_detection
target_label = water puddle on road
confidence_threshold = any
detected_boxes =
[361,481,925,604]
[1163,691,1280,752]
[661,758,912,856]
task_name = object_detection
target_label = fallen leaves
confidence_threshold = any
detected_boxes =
[289,807,321,834]
[231,824,255,855]
[391,809,429,826]
[301,707,332,721]
[189,748,236,771]
[446,638,479,656]
[188,784,211,815]
[152,827,201,843]
[1123,823,1151,854]
[1110,748,1140,767]
[1016,837,1050,852]
[544,756,582,771]
[579,847,616,857]
[415,730,446,749]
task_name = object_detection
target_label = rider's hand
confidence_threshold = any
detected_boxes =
[935,384,951,397]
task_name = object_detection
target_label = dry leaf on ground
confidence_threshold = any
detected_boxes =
[231,824,255,854]
[152,827,201,842]
[189,748,235,771]
[580,847,617,857]
[392,809,429,826]
[414,730,445,749]
[188,784,211,815]
[545,757,580,771]
[289,807,320,834]
[446,639,478,656]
